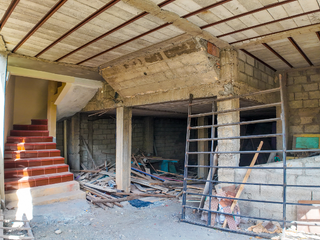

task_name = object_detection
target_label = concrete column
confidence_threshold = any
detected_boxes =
[217,48,240,185]
[0,51,7,206]
[143,117,154,154]
[68,113,80,170]
[217,99,240,184]
[116,107,132,192]
[47,81,57,141]
[198,117,208,178]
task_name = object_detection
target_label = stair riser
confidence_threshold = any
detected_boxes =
[6,136,53,143]
[4,159,65,168]
[5,166,69,178]
[31,119,48,125]
[5,151,60,159]
[5,143,56,151]
[13,125,48,130]
[10,130,49,137]
[5,174,74,191]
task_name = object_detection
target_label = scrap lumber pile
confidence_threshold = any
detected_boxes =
[75,156,197,209]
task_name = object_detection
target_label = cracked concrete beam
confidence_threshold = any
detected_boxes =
[121,0,230,49]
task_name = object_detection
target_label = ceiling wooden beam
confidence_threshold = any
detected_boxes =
[0,0,19,31]
[217,9,320,38]
[230,23,320,45]
[262,43,293,68]
[240,49,276,72]
[288,37,313,66]
[35,0,120,57]
[57,0,231,62]
[200,0,296,29]
[12,0,68,52]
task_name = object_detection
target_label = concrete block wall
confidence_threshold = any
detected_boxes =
[154,118,187,161]
[234,156,320,221]
[287,68,320,148]
[238,50,276,90]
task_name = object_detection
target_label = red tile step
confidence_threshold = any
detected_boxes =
[10,130,49,137]
[4,156,65,169]
[13,125,48,130]
[5,164,69,178]
[31,119,48,125]
[5,142,56,151]
[4,172,74,191]
[7,136,53,143]
[4,149,60,160]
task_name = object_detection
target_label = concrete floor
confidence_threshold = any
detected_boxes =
[6,198,255,240]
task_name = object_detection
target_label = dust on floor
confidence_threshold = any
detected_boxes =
[6,198,253,240]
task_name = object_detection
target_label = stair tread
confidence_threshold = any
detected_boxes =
[4,156,64,161]
[5,164,68,172]
[5,149,60,153]
[6,142,55,145]
[5,172,73,183]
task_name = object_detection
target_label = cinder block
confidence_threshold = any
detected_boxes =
[238,50,246,62]
[288,85,302,93]
[303,83,318,92]
[289,100,302,109]
[303,99,318,108]
[295,92,309,100]
[239,72,247,83]
[304,124,320,133]
[260,186,283,202]
[286,161,304,175]
[238,201,260,218]
[312,190,320,200]
[245,63,253,76]
[247,55,255,66]
[309,91,320,99]
[286,188,311,202]
[294,76,307,84]
[296,176,317,186]
[300,117,313,125]
[288,77,294,85]
[310,74,320,82]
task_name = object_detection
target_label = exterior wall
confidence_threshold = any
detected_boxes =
[234,156,320,221]
[287,68,320,149]
[56,121,64,155]
[13,76,48,124]
[238,51,276,90]
[4,76,15,140]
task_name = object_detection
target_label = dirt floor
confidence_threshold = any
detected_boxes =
[5,198,255,240]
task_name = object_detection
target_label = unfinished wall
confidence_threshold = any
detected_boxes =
[13,76,48,124]
[56,121,64,155]
[234,156,320,221]
[287,68,320,149]
[154,118,186,161]
[4,76,15,140]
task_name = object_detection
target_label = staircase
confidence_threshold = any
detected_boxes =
[4,119,84,208]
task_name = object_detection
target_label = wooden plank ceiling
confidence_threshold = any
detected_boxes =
[0,0,319,70]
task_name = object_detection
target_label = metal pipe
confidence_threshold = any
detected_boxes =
[185,165,320,170]
[189,117,281,129]
[187,150,280,154]
[188,133,282,142]
[189,87,280,106]
[189,102,281,118]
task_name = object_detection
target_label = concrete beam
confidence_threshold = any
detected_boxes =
[0,51,7,206]
[116,107,132,192]
[232,23,320,49]
[121,0,230,49]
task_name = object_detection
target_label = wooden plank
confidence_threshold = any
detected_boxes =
[222,141,263,228]
[83,182,117,193]
[131,178,169,193]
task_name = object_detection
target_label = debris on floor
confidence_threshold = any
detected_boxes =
[247,221,282,234]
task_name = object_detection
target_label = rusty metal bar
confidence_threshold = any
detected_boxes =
[263,43,293,68]
[230,22,320,45]
[217,9,320,39]
[188,133,282,142]
[35,0,120,57]
[189,102,280,118]
[240,49,276,72]
[200,0,296,29]
[12,0,68,52]
[189,87,280,106]
[190,117,281,130]
[288,37,313,66]
[182,0,232,18]
[0,0,19,31]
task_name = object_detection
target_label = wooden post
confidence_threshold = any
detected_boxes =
[0,52,7,207]
[47,81,57,140]
[198,117,208,178]
[116,107,132,192]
